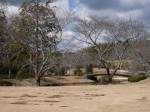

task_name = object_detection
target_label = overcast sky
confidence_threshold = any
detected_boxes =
[2,0,150,23]
[1,0,150,50]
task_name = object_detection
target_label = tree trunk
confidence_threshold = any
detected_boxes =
[35,77,40,86]
[108,75,112,83]
[106,67,112,83]
[8,69,11,79]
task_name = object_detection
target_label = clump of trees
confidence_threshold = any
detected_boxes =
[1,0,150,86]
[0,0,73,86]
[0,0,63,86]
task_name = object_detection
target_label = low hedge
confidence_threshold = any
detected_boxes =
[0,80,13,86]
[128,75,147,82]
[74,69,85,76]
[87,75,98,82]
[138,73,146,76]
[98,76,110,84]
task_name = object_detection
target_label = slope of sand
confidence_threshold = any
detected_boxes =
[0,79,150,112]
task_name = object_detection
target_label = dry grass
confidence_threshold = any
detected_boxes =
[60,106,69,108]
[20,94,37,98]
[85,94,106,97]
[80,98,93,100]
[11,101,27,105]
[32,104,39,105]
[1,78,150,112]
[46,95,63,98]
[43,100,60,103]
[2,96,17,98]
[136,96,147,101]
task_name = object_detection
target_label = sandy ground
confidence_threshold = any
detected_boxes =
[0,79,150,112]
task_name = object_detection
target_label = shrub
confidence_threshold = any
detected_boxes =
[0,80,13,86]
[60,67,66,75]
[138,73,146,76]
[16,67,31,79]
[87,75,98,82]
[98,76,113,84]
[0,65,18,79]
[77,72,85,76]
[0,75,8,79]
[54,67,66,76]
[110,62,116,69]
[85,64,93,74]
[128,75,147,82]
[74,68,84,76]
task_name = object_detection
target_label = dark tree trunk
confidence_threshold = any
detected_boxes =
[35,77,40,86]
[106,67,113,83]
[100,59,113,83]
[108,75,113,83]
[8,69,11,79]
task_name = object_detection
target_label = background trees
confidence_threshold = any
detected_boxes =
[0,1,32,79]
[0,6,14,78]
[0,0,150,85]
[134,23,150,70]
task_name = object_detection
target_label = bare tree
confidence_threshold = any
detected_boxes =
[73,16,140,82]
[131,36,150,70]
[116,19,150,71]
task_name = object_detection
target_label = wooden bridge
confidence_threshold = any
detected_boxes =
[86,73,132,82]
[87,73,132,78]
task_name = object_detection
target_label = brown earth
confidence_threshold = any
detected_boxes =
[0,78,150,112]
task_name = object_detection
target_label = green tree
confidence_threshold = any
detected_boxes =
[12,0,61,86]
[0,8,12,78]
[0,1,30,79]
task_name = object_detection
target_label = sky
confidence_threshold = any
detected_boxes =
[1,0,150,50]
[2,0,150,23]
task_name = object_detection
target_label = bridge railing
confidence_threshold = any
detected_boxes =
[86,73,132,82]
[86,73,132,78]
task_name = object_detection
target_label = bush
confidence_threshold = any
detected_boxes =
[98,76,113,84]
[138,73,146,76]
[85,64,93,74]
[60,67,66,75]
[110,62,115,69]
[16,68,29,79]
[0,65,18,79]
[54,67,66,76]
[0,75,9,79]
[74,68,84,76]
[77,72,85,76]
[0,80,13,86]
[128,75,147,82]
[87,75,98,82]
